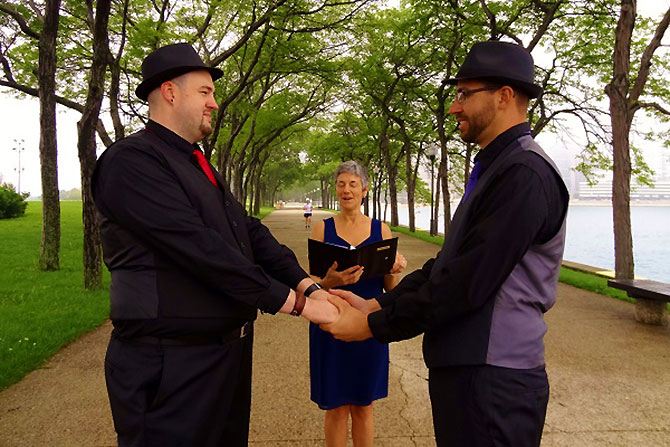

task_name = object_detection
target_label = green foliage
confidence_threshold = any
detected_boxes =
[2,1,669,293]
[0,202,110,390]
[574,143,612,185]
[0,183,29,219]
[630,144,654,187]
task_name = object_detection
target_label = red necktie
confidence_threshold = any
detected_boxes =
[192,149,220,189]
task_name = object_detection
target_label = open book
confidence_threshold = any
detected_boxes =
[308,237,398,280]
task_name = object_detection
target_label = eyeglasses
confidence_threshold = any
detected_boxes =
[454,86,500,104]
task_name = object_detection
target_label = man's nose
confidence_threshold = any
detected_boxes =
[448,99,461,115]
[208,97,219,110]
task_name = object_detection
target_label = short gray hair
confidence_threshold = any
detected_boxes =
[334,160,369,189]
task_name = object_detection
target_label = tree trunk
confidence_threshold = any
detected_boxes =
[77,0,111,290]
[372,173,381,220]
[106,0,128,142]
[463,143,475,191]
[233,167,244,201]
[440,159,451,236]
[380,120,398,226]
[253,176,261,215]
[248,181,254,215]
[404,138,415,232]
[245,160,255,214]
[38,0,62,271]
[107,54,125,140]
[433,160,441,236]
[323,183,328,209]
[435,77,452,233]
[606,0,636,279]
[383,185,388,223]
[254,155,269,214]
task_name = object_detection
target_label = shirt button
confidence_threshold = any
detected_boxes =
[232,221,238,227]
[240,243,246,249]
[225,200,230,206]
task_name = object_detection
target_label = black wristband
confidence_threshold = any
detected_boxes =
[304,283,322,297]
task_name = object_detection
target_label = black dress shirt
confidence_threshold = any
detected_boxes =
[93,120,308,338]
[369,123,569,342]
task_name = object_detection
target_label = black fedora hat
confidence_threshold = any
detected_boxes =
[447,41,542,99]
[135,43,223,101]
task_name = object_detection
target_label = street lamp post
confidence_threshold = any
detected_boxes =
[13,139,25,195]
[426,143,439,236]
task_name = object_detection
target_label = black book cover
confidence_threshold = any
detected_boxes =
[308,237,398,279]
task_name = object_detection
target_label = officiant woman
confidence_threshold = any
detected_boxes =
[308,160,407,447]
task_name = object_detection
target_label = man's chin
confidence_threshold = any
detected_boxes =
[460,131,474,144]
[200,123,214,136]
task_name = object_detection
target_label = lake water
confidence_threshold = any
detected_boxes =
[394,204,670,283]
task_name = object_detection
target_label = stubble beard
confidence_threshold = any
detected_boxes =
[200,115,213,137]
[460,105,496,145]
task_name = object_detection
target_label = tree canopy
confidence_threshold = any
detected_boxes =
[1,0,669,284]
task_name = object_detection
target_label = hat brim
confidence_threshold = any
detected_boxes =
[446,75,542,99]
[135,65,223,101]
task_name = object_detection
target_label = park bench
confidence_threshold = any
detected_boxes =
[607,278,670,326]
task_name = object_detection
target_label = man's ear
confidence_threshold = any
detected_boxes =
[498,85,516,109]
[160,80,176,104]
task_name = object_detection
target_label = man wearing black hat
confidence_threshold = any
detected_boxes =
[92,43,338,446]
[321,41,569,447]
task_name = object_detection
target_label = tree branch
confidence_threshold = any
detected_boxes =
[192,9,213,42]
[0,44,16,82]
[629,7,670,102]
[635,101,670,115]
[478,0,497,39]
[210,0,289,67]
[0,2,41,39]
[527,1,565,52]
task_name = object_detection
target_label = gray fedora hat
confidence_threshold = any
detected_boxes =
[447,41,542,99]
[135,43,223,101]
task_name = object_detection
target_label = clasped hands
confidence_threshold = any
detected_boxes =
[298,287,377,342]
[299,251,404,341]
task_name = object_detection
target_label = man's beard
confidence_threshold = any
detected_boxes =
[200,116,213,136]
[460,106,495,144]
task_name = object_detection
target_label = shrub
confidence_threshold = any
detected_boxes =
[0,183,29,219]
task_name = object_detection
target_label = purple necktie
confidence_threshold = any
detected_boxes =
[462,161,481,201]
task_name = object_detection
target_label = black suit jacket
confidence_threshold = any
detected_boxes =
[92,120,307,335]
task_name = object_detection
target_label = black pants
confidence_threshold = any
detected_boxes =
[429,364,549,447]
[105,328,254,447]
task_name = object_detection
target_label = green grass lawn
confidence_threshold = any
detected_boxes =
[254,206,275,220]
[0,201,110,391]
[0,201,276,391]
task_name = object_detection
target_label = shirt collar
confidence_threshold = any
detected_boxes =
[474,122,531,171]
[145,120,201,156]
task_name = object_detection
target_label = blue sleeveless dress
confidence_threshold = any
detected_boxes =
[309,217,390,410]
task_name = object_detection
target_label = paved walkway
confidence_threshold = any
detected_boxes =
[0,209,668,446]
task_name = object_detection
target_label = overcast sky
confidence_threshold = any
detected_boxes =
[1,1,668,197]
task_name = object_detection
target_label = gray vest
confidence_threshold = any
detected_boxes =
[423,134,567,369]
